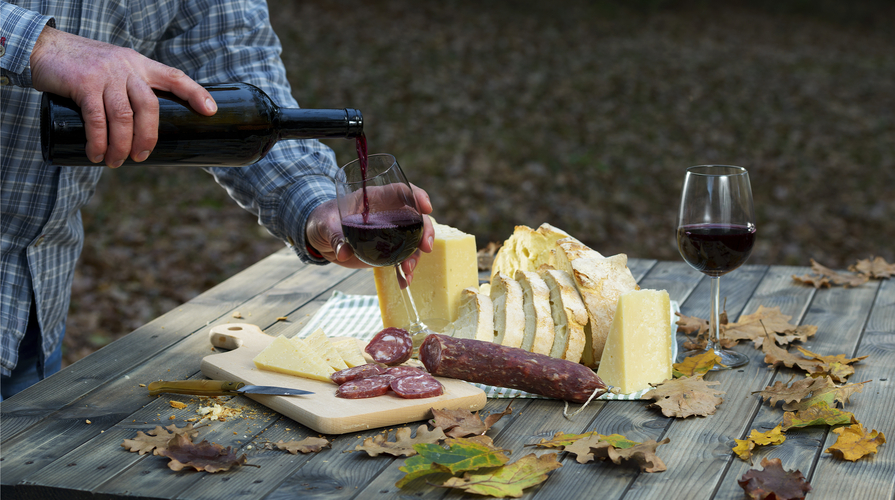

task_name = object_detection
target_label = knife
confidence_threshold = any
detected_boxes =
[147,380,313,397]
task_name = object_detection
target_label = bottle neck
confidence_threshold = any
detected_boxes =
[275,108,363,140]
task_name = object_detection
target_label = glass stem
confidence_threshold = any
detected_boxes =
[395,265,424,332]
[709,276,721,351]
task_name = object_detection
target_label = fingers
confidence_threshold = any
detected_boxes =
[127,78,160,163]
[411,183,433,215]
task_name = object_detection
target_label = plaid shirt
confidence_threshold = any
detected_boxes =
[0,0,340,376]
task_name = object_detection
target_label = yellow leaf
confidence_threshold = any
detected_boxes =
[441,453,562,498]
[825,423,886,461]
[673,351,723,377]
[733,425,786,461]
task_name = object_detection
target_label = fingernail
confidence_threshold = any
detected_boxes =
[205,97,217,113]
[428,236,434,249]
[408,257,417,273]
[135,150,150,162]
[111,159,124,168]
[93,154,104,163]
[335,240,344,259]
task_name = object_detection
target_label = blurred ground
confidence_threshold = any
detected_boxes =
[66,0,895,365]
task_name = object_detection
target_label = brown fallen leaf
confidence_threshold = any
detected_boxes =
[439,452,562,498]
[725,306,817,349]
[565,434,669,472]
[849,256,895,279]
[792,259,869,289]
[755,376,834,407]
[795,347,868,383]
[643,376,725,418]
[430,401,513,438]
[738,457,812,500]
[781,401,857,431]
[825,423,886,461]
[121,423,199,455]
[353,425,447,457]
[477,242,501,272]
[781,379,868,412]
[271,436,330,454]
[158,433,248,473]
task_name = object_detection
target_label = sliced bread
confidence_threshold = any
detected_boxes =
[451,287,495,343]
[552,238,639,367]
[514,270,555,356]
[490,223,578,281]
[539,267,588,363]
[490,272,525,348]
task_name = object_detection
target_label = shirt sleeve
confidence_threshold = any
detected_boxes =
[151,0,341,265]
[0,2,55,87]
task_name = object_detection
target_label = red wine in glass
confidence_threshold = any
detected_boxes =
[341,208,424,267]
[677,223,756,277]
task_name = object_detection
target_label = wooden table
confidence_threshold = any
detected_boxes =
[2,249,893,499]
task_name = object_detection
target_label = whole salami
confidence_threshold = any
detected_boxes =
[419,334,607,403]
[364,327,413,366]
[336,375,392,399]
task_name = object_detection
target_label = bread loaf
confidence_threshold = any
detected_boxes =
[490,272,525,348]
[490,223,577,281]
[539,268,588,363]
[552,239,639,367]
[515,270,555,356]
[450,287,495,343]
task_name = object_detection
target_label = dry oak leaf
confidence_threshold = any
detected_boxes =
[643,376,725,418]
[756,376,834,407]
[760,337,823,374]
[430,400,513,438]
[738,457,812,500]
[676,310,733,350]
[794,346,867,383]
[781,401,857,432]
[396,435,510,488]
[353,425,447,457]
[530,431,638,451]
[673,351,723,378]
[439,452,562,498]
[793,259,869,289]
[849,256,895,279]
[272,436,330,454]
[158,433,248,473]
[825,423,886,461]
[477,242,501,271]
[121,423,199,455]
[733,425,786,461]
[565,434,670,472]
[781,379,868,412]
[725,306,817,349]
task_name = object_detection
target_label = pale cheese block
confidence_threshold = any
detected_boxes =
[490,272,525,348]
[330,338,368,368]
[515,270,555,356]
[450,287,495,342]
[552,238,639,367]
[539,268,588,363]
[596,289,672,394]
[490,223,578,281]
[374,219,478,329]
[253,335,335,382]
[299,328,348,371]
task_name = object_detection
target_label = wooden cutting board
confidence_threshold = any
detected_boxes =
[200,323,486,435]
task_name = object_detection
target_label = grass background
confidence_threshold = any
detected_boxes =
[66,0,895,365]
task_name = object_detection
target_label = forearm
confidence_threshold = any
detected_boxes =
[0,2,54,87]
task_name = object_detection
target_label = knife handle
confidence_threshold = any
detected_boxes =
[147,380,245,396]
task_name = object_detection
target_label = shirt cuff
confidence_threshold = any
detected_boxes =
[0,3,54,88]
[279,180,333,266]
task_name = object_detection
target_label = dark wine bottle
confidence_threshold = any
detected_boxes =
[40,82,363,167]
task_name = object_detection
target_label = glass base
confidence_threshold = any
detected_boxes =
[679,346,749,370]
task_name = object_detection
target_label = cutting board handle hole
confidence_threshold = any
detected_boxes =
[227,326,244,331]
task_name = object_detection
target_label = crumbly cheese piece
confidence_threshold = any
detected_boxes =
[451,287,495,342]
[374,219,478,328]
[540,268,588,363]
[330,338,368,368]
[299,328,348,371]
[490,223,576,281]
[490,272,525,348]
[596,289,672,394]
[552,238,639,367]
[515,270,555,356]
[253,335,334,382]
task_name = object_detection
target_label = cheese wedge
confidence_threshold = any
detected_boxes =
[490,223,577,281]
[451,287,495,342]
[515,270,555,356]
[490,272,525,348]
[299,328,348,371]
[374,219,478,328]
[540,268,588,363]
[330,338,368,368]
[253,335,335,382]
[596,289,672,394]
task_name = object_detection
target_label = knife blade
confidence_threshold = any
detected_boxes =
[147,380,313,397]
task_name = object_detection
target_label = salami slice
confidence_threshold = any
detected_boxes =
[331,364,385,385]
[420,334,607,403]
[364,327,413,366]
[335,375,392,399]
[385,365,426,379]
[390,372,444,399]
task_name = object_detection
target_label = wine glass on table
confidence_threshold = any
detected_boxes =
[676,165,756,370]
[335,153,437,338]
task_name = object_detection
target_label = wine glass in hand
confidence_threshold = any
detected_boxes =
[676,165,756,369]
[335,153,433,335]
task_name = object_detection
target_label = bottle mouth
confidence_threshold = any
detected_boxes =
[345,108,363,137]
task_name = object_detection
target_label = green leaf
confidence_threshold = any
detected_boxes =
[441,453,562,498]
[781,401,857,431]
[533,431,638,450]
[396,436,510,488]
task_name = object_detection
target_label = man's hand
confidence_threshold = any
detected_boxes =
[305,185,436,288]
[29,26,216,168]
